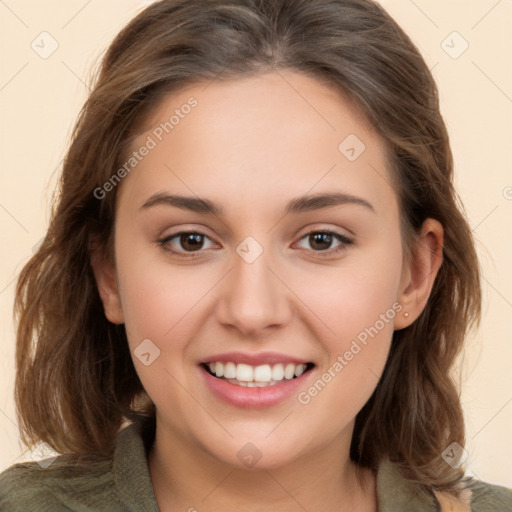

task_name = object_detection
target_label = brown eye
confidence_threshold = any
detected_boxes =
[296,230,354,256]
[179,233,205,252]
[159,231,216,256]
[308,232,334,251]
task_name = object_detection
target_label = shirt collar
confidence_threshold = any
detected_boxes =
[376,458,439,511]
[113,419,160,512]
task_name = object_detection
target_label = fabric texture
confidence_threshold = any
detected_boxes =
[1,418,511,511]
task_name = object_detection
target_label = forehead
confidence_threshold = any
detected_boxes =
[120,70,396,219]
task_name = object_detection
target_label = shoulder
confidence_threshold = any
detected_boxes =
[0,454,116,511]
[376,458,512,512]
[464,476,512,512]
[0,419,158,512]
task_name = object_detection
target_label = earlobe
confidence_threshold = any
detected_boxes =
[395,218,444,330]
[90,242,124,325]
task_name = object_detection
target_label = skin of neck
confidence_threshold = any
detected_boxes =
[148,414,378,512]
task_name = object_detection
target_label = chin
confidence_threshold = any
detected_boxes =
[203,434,308,471]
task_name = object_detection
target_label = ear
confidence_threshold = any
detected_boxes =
[90,240,124,325]
[394,218,444,330]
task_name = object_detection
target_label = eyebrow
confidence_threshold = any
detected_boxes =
[140,191,375,216]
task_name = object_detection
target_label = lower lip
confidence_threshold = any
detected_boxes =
[200,366,312,409]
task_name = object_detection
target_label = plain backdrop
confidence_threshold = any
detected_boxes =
[0,0,511,487]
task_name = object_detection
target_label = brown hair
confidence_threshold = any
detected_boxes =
[14,0,481,498]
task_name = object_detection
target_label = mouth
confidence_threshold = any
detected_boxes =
[201,361,315,388]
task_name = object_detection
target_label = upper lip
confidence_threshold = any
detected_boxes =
[200,351,312,366]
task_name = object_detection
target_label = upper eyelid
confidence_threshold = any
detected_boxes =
[159,227,354,251]
[159,225,353,240]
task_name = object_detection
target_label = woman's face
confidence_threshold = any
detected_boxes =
[97,70,420,469]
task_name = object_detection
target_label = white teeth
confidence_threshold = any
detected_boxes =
[224,362,236,379]
[253,364,272,382]
[236,363,254,382]
[284,363,296,380]
[271,363,285,381]
[294,364,305,377]
[226,378,279,387]
[206,361,309,385]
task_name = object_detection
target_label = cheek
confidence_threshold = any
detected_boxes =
[294,238,403,346]
[113,241,216,412]
[117,260,214,348]
[292,239,402,414]
[113,219,209,328]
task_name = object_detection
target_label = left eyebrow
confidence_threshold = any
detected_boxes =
[283,192,375,215]
[139,191,375,216]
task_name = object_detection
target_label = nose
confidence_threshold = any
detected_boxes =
[215,243,292,337]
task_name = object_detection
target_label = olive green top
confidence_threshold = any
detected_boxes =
[1,419,511,511]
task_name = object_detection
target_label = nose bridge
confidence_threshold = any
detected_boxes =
[216,236,290,334]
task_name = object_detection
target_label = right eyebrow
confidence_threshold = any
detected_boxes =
[140,193,223,215]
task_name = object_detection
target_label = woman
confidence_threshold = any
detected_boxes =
[1,0,511,510]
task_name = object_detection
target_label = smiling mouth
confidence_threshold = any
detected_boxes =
[202,361,315,387]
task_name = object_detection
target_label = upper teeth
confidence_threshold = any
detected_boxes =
[208,362,307,382]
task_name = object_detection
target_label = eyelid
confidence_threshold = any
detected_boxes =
[158,230,217,257]
[157,225,355,258]
[294,227,354,256]
[299,225,353,240]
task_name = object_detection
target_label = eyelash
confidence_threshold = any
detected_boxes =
[157,228,354,259]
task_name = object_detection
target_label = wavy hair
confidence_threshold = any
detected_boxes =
[14,0,481,498]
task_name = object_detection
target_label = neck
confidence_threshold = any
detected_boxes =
[148,419,377,512]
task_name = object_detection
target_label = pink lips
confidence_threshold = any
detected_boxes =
[198,351,314,409]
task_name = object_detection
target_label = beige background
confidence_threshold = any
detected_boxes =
[1,0,511,486]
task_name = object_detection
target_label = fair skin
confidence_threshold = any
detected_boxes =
[91,70,443,512]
